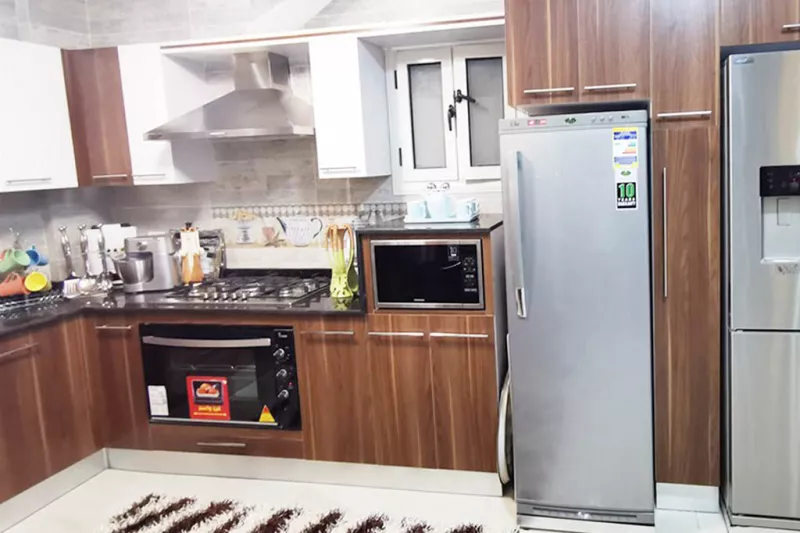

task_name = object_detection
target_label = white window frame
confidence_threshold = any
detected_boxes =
[388,41,512,195]
[394,47,458,184]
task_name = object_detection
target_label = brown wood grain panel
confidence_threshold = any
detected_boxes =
[366,314,437,468]
[149,424,303,458]
[429,315,498,472]
[0,333,48,503]
[62,48,132,187]
[506,0,579,105]
[297,316,374,464]
[577,0,650,102]
[653,126,721,486]
[721,0,800,45]
[651,0,718,122]
[33,319,97,475]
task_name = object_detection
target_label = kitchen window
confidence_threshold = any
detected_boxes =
[390,43,511,192]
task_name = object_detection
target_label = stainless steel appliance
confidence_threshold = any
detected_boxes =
[369,239,483,310]
[723,49,800,530]
[113,234,180,293]
[141,324,300,430]
[500,110,654,525]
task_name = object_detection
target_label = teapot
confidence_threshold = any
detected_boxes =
[277,217,324,247]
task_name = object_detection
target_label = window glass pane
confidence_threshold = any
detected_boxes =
[408,63,446,169]
[466,57,504,167]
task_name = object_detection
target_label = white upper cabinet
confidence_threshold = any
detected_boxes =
[309,35,391,179]
[390,42,511,193]
[118,44,218,186]
[0,38,77,193]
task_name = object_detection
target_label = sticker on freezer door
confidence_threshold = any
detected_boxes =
[186,376,231,421]
[613,127,639,168]
[615,168,638,210]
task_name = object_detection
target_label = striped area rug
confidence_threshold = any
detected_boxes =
[102,494,492,533]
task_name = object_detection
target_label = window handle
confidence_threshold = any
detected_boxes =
[454,89,476,104]
[447,104,456,131]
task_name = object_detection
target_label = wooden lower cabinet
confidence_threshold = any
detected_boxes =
[652,126,721,486]
[149,424,303,458]
[83,314,150,450]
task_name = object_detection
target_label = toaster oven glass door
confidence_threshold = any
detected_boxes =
[371,239,484,309]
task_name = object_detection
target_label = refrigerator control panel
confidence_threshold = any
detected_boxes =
[760,166,800,197]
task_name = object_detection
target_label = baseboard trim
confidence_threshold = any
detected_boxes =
[0,450,107,532]
[656,483,719,513]
[107,448,503,497]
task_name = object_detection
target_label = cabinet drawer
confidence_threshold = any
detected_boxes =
[149,424,304,458]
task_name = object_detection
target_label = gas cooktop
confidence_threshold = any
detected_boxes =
[160,273,330,308]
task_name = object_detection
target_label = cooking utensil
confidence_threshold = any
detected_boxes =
[112,253,154,285]
[179,223,204,284]
[0,249,31,274]
[95,224,114,292]
[0,272,28,297]
[24,271,51,293]
[327,224,355,298]
[59,226,78,279]
[278,217,324,247]
[77,225,96,295]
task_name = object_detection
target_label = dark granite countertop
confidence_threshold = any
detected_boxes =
[355,214,503,236]
[0,291,365,339]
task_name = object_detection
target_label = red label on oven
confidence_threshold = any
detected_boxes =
[528,118,547,126]
[187,377,231,421]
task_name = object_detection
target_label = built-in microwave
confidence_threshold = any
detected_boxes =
[370,239,484,310]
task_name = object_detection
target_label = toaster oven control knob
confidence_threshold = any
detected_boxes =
[273,348,287,361]
[277,389,290,400]
[276,369,288,379]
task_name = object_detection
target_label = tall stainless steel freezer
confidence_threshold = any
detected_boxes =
[723,49,800,530]
[500,109,655,526]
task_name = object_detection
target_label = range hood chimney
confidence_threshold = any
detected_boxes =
[145,52,314,141]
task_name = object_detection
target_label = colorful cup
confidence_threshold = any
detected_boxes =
[26,246,48,266]
[0,249,31,274]
[0,273,29,297]
[24,271,51,293]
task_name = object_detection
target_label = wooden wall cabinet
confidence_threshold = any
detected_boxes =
[722,0,800,45]
[652,126,721,486]
[652,0,718,123]
[63,48,133,187]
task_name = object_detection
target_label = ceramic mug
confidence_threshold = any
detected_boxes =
[407,200,429,220]
[457,199,478,219]
[26,245,48,266]
[425,192,456,220]
[0,249,31,274]
[0,273,29,297]
[24,271,51,293]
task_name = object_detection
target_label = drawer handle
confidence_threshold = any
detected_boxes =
[368,331,425,338]
[783,23,800,30]
[320,166,359,172]
[523,87,575,95]
[196,442,246,449]
[6,177,52,185]
[430,333,490,339]
[656,110,712,119]
[133,173,168,179]
[583,83,637,91]
[93,174,129,179]
[0,343,38,362]
[95,325,133,330]
[302,330,355,336]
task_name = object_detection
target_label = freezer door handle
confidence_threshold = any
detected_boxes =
[505,150,528,319]
[662,167,668,299]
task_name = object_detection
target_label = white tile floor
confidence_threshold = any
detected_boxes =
[6,470,729,533]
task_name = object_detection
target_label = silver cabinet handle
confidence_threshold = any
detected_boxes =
[302,330,355,336]
[515,288,527,319]
[430,332,489,339]
[142,336,272,348]
[6,177,52,185]
[196,442,246,449]
[367,332,425,338]
[96,325,133,331]
[662,167,668,300]
[783,23,800,30]
[504,151,527,319]
[133,173,167,179]
[656,110,712,119]
[93,174,129,179]
[0,343,38,362]
[522,87,575,95]
[583,83,637,91]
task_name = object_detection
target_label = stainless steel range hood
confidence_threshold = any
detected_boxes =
[145,52,314,141]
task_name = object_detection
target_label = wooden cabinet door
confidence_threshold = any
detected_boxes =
[62,48,133,187]
[721,0,800,45]
[83,316,149,449]
[577,0,650,101]
[297,316,376,464]
[0,334,48,503]
[652,0,718,123]
[652,126,720,486]
[33,319,97,475]
[366,314,437,468]
[506,0,579,105]
[429,315,498,472]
